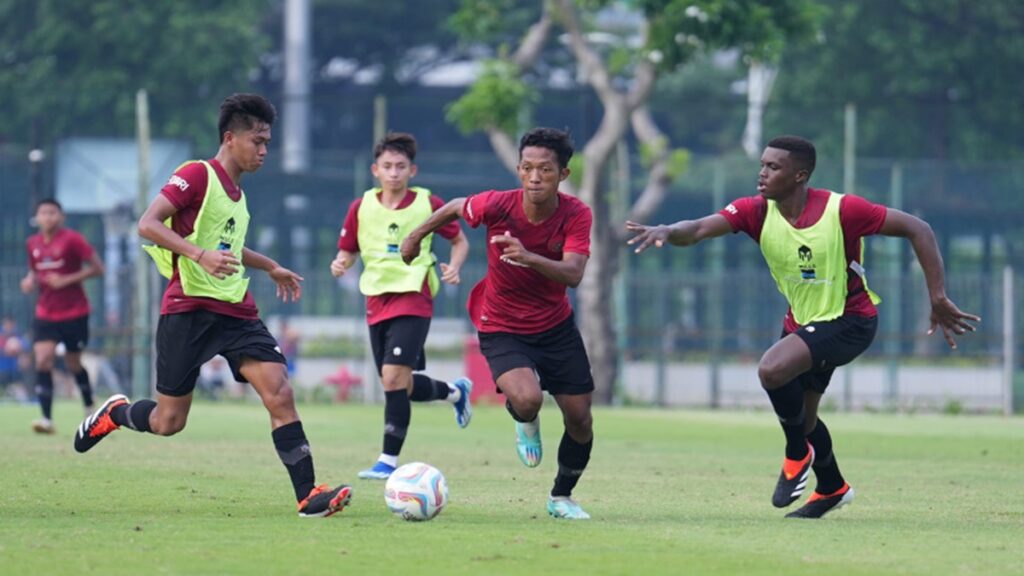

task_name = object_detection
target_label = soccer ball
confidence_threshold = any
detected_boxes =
[384,462,448,521]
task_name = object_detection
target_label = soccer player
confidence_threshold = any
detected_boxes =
[73,94,352,518]
[401,127,596,520]
[21,199,105,434]
[329,132,472,480]
[626,135,980,519]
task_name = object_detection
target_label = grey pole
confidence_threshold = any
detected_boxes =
[282,0,311,174]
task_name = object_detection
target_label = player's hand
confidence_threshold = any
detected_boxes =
[20,274,36,294]
[41,273,73,289]
[927,295,980,350]
[198,249,240,279]
[329,256,348,278]
[625,221,671,254]
[491,231,532,267]
[439,262,461,285]
[400,234,422,264]
[269,266,304,302]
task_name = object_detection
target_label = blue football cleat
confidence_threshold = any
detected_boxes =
[452,377,473,428]
[358,461,396,480]
[547,496,590,520]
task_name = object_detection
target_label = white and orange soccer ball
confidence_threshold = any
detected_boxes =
[384,462,449,521]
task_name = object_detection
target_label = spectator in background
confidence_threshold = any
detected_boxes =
[0,316,30,394]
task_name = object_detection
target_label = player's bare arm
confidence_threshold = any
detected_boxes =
[440,230,469,285]
[138,195,240,280]
[491,232,588,288]
[329,249,357,278]
[41,251,105,290]
[243,248,303,303]
[401,197,466,264]
[19,270,36,294]
[878,208,980,348]
[625,214,733,253]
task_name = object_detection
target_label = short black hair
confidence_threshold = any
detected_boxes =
[218,94,277,143]
[374,132,417,162]
[35,198,62,213]
[767,135,816,175]
[519,127,574,169]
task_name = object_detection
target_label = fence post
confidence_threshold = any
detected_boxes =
[885,162,903,408]
[1003,266,1015,416]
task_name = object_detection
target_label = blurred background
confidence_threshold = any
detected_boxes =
[1,0,1021,413]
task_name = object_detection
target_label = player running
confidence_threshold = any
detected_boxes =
[74,94,352,518]
[627,135,979,519]
[21,199,105,433]
[401,127,596,520]
[330,131,472,480]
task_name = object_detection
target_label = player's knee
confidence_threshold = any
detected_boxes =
[152,414,187,436]
[757,357,787,389]
[34,355,54,371]
[565,411,593,437]
[264,381,297,414]
[380,373,407,392]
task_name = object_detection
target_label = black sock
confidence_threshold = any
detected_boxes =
[505,399,532,423]
[74,370,94,407]
[552,432,592,498]
[272,421,316,501]
[765,380,808,460]
[383,389,410,457]
[110,400,156,433]
[410,374,450,402]
[35,371,53,420]
[807,419,844,494]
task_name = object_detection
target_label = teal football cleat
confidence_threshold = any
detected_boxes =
[357,461,396,480]
[547,496,590,520]
[452,377,473,428]
[514,419,542,467]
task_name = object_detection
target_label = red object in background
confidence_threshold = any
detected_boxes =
[464,336,501,404]
[325,366,362,402]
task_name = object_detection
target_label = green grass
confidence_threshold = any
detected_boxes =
[1,400,1022,575]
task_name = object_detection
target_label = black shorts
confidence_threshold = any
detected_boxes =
[478,313,594,396]
[155,310,287,397]
[33,315,89,352]
[368,316,430,375]
[786,314,878,393]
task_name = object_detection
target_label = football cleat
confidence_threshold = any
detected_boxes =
[772,441,815,508]
[74,394,128,453]
[297,484,352,518]
[357,461,396,480]
[32,418,56,434]
[786,483,855,519]
[452,377,473,428]
[547,496,590,520]
[515,419,542,468]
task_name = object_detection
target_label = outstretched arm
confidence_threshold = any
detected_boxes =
[878,208,980,348]
[401,198,466,264]
[625,213,733,253]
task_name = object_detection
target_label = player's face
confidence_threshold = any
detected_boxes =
[758,147,807,200]
[227,122,271,173]
[517,146,568,205]
[371,150,417,194]
[34,203,63,234]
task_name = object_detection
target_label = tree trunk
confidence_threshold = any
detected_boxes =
[577,188,619,404]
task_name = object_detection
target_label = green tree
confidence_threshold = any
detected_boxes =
[447,0,819,402]
[0,0,270,150]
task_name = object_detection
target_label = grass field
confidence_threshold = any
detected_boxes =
[1,399,1021,575]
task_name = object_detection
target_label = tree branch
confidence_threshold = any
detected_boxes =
[625,105,672,231]
[555,0,617,106]
[512,4,553,71]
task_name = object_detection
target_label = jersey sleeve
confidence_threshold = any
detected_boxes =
[72,231,96,260]
[429,195,462,240]
[463,190,497,229]
[718,195,765,240]
[840,194,888,237]
[562,202,593,256]
[160,161,208,211]
[337,199,361,252]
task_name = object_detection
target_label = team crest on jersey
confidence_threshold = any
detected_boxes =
[798,244,816,279]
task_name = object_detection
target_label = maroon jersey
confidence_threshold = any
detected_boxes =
[463,189,592,334]
[26,228,95,321]
[719,188,888,331]
[157,158,259,319]
[337,190,462,326]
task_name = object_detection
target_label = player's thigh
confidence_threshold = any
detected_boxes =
[59,316,89,353]
[796,315,878,372]
[536,317,594,396]
[495,367,544,405]
[63,351,83,373]
[155,311,222,398]
[32,339,57,369]
[373,316,430,380]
